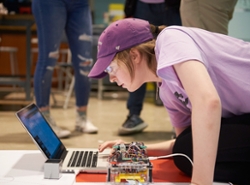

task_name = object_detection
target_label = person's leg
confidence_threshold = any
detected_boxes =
[127,84,147,116]
[65,0,97,133]
[118,1,159,135]
[32,0,70,138]
[163,2,182,26]
[118,83,148,135]
[180,0,237,35]
[119,1,183,135]
[198,0,237,35]
[180,0,203,30]
[172,113,250,184]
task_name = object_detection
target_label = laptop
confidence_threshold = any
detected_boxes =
[15,103,110,174]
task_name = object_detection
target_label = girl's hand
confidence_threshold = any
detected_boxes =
[98,139,125,152]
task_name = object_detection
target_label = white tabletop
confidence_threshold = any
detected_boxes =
[0,150,229,185]
[0,150,75,185]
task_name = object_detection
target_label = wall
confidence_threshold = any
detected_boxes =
[92,0,125,25]
[228,0,250,41]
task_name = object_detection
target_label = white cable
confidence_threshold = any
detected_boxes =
[148,153,193,166]
[149,154,235,185]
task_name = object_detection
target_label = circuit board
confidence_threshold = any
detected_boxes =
[107,142,153,184]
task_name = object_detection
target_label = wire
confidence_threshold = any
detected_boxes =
[149,154,236,185]
[148,153,193,166]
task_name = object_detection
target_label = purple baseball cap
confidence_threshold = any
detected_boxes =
[88,18,153,79]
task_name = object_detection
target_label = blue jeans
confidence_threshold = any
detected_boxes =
[127,1,182,116]
[32,0,92,108]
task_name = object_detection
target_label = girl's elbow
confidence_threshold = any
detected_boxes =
[209,97,221,110]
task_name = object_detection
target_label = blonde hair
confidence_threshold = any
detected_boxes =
[114,24,166,81]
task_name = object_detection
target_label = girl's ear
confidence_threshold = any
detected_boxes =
[129,48,141,64]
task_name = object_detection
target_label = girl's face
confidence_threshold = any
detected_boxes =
[106,59,143,92]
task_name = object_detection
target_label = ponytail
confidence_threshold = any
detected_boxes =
[150,24,167,38]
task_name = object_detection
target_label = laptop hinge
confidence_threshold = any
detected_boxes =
[60,149,68,161]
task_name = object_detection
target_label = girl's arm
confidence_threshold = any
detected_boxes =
[99,139,176,156]
[99,127,187,156]
[145,139,175,156]
[146,126,187,156]
[174,60,221,185]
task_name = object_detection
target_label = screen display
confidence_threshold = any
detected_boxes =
[17,104,64,159]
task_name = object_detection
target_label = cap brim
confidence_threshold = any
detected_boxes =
[88,53,116,79]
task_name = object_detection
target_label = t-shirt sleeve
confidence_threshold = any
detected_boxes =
[155,27,205,70]
[158,70,192,128]
[166,107,191,128]
[155,27,204,128]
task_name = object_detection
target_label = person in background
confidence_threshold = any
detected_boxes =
[119,0,181,135]
[89,18,250,185]
[180,0,238,35]
[32,0,98,138]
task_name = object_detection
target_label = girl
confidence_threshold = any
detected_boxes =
[89,18,250,184]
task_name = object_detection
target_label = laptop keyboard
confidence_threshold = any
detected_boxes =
[67,151,98,168]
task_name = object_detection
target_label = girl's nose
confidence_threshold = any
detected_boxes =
[109,74,116,83]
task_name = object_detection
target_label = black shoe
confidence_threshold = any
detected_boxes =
[118,115,148,135]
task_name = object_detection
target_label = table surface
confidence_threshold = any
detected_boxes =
[0,150,229,185]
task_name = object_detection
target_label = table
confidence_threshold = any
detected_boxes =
[0,14,34,102]
[0,150,230,185]
[0,150,75,185]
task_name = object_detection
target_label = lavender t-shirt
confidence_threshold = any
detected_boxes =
[155,26,250,128]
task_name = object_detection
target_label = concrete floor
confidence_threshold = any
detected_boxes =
[0,89,173,151]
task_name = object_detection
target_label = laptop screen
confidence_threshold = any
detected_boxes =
[16,104,65,159]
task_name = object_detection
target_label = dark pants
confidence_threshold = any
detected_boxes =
[173,113,250,185]
[127,1,182,115]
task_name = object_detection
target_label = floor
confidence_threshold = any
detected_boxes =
[0,87,173,151]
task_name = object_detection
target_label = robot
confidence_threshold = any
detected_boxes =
[106,142,153,184]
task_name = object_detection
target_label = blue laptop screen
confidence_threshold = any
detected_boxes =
[17,104,65,159]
